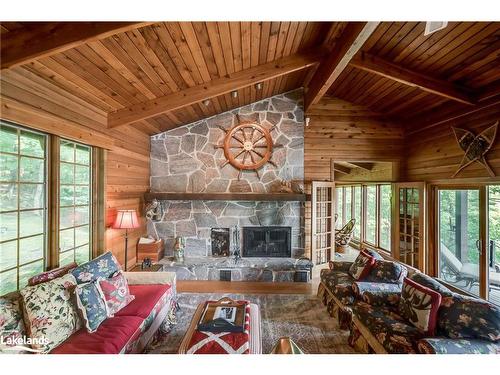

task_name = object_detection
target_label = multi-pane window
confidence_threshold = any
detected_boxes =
[0,121,94,295]
[0,123,47,295]
[365,186,377,244]
[380,185,392,250]
[336,183,392,252]
[59,140,91,266]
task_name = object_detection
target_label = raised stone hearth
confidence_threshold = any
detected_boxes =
[158,256,313,282]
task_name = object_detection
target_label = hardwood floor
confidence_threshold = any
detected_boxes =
[177,280,313,294]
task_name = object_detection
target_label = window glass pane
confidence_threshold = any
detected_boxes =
[0,240,17,272]
[19,235,44,265]
[345,188,352,223]
[75,186,89,205]
[60,141,74,162]
[0,268,17,295]
[20,130,45,158]
[58,140,92,265]
[20,157,44,182]
[354,186,361,239]
[19,260,44,289]
[60,163,74,184]
[336,187,343,228]
[0,124,18,153]
[0,154,18,181]
[0,122,47,293]
[19,184,44,209]
[75,165,90,184]
[380,185,392,250]
[0,183,18,211]
[365,186,377,244]
[488,185,500,306]
[59,250,74,266]
[19,210,44,237]
[75,145,90,165]
[0,212,18,241]
[60,186,74,206]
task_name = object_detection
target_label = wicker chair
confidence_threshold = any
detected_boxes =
[335,219,356,253]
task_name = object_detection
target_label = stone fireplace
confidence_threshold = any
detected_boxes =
[147,90,308,281]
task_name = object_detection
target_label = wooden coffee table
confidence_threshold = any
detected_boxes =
[178,299,262,354]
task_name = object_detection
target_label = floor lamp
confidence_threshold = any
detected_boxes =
[113,209,140,271]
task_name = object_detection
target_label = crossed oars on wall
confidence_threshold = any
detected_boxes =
[452,120,498,178]
[214,114,284,180]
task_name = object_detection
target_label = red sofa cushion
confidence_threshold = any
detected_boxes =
[51,316,143,354]
[115,284,171,319]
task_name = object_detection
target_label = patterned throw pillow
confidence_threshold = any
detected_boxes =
[98,271,135,316]
[71,251,120,284]
[348,251,376,280]
[74,281,109,333]
[28,262,77,286]
[399,277,442,336]
[20,273,81,353]
[366,260,408,283]
[0,292,26,354]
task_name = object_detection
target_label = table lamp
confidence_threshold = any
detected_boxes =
[112,209,140,271]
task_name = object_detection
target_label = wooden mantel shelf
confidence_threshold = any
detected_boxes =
[144,192,308,202]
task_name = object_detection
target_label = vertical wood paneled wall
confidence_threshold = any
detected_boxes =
[303,96,405,257]
[404,106,500,182]
[0,78,150,269]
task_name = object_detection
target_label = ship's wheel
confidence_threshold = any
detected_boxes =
[216,116,281,179]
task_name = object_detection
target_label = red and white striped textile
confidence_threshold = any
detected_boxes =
[186,300,250,354]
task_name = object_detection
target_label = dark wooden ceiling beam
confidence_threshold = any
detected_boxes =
[107,49,326,128]
[1,22,153,70]
[349,52,476,105]
[333,164,352,175]
[304,22,380,112]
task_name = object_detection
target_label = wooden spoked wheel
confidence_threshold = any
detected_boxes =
[223,122,273,171]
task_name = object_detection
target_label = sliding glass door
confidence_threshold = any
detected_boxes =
[436,185,499,305]
[438,188,481,296]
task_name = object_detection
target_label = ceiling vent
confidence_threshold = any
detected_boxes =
[424,22,448,36]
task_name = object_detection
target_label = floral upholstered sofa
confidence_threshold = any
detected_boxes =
[349,272,500,354]
[0,252,177,354]
[317,249,407,329]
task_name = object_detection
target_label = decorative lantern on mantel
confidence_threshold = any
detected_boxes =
[174,236,185,262]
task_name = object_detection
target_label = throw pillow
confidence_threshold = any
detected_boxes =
[0,292,26,354]
[366,260,408,283]
[399,277,442,336]
[20,273,81,353]
[348,251,376,280]
[98,271,135,316]
[71,251,120,284]
[74,281,109,333]
[28,262,77,286]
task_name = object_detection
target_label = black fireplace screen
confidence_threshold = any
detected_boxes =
[243,226,291,258]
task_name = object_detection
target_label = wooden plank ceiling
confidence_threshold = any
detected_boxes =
[1,21,344,135]
[1,21,499,136]
[326,21,500,132]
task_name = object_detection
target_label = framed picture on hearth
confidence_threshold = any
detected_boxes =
[211,228,230,257]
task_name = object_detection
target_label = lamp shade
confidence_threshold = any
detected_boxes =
[112,209,140,229]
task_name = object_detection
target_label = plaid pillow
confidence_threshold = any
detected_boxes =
[98,271,135,316]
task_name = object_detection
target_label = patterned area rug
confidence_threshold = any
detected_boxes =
[146,293,357,354]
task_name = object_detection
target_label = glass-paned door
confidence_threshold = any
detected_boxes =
[488,185,500,305]
[394,182,425,271]
[438,188,481,296]
[312,181,335,265]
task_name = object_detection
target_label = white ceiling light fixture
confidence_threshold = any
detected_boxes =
[202,99,211,106]
[255,82,263,90]
[231,90,238,98]
[424,22,448,36]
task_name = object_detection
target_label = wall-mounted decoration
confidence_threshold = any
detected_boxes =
[211,228,230,257]
[216,115,283,180]
[145,199,163,221]
[452,121,498,178]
